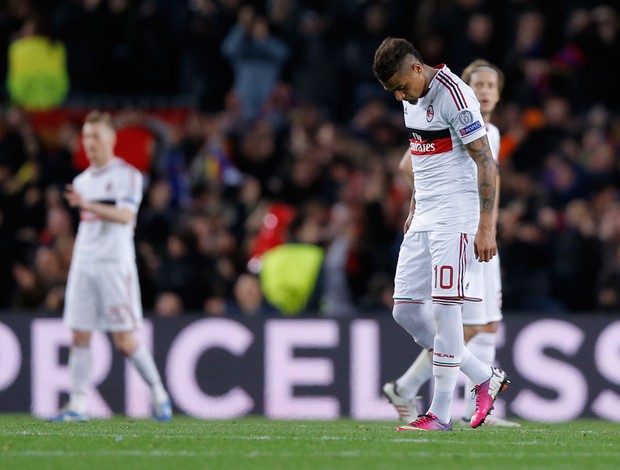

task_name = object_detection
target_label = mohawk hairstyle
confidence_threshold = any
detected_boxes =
[373,37,425,83]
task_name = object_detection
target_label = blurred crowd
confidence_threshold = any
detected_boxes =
[1,0,620,316]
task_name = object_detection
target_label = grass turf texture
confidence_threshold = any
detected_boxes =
[1,415,619,470]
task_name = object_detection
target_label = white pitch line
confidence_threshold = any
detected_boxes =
[0,431,480,445]
[8,450,620,459]
[2,431,619,449]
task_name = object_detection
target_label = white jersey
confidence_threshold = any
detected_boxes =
[404,65,487,234]
[71,157,143,264]
[487,122,500,164]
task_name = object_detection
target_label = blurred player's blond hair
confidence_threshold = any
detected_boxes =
[461,59,505,94]
[84,110,115,130]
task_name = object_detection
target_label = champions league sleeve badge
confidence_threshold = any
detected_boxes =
[458,110,473,125]
[426,104,434,122]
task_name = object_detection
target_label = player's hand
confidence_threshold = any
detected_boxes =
[474,228,497,262]
[63,184,84,208]
[403,212,413,233]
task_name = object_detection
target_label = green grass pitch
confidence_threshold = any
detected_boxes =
[1,415,619,470]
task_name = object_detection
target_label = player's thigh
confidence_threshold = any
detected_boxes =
[462,296,485,326]
[482,256,503,323]
[463,254,502,325]
[394,231,432,301]
[429,231,476,299]
[64,265,98,330]
[94,262,143,332]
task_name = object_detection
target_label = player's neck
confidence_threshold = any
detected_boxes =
[421,65,438,97]
[92,155,115,169]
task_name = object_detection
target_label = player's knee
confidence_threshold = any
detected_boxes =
[392,302,434,349]
[392,303,414,330]
[463,325,482,343]
[392,305,404,325]
[392,301,423,325]
[72,330,91,347]
[111,332,138,356]
[480,321,499,333]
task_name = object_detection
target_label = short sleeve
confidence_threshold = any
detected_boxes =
[443,80,487,145]
[116,167,143,213]
[486,124,501,164]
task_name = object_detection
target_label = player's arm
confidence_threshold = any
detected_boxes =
[493,172,500,231]
[64,184,135,224]
[399,150,417,233]
[398,149,414,188]
[464,135,497,262]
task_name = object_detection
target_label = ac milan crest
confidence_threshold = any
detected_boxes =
[426,105,434,122]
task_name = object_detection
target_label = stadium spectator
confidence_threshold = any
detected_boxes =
[6,14,69,110]
[153,291,184,318]
[227,272,278,317]
[221,5,289,123]
[149,228,211,311]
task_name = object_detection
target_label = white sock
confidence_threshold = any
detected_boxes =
[427,303,463,423]
[463,332,496,419]
[467,332,496,364]
[129,344,168,403]
[460,345,493,385]
[395,349,432,399]
[67,346,91,414]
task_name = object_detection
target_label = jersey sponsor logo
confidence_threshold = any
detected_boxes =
[426,104,434,122]
[408,127,453,155]
[458,110,474,125]
[459,120,483,137]
[410,140,436,153]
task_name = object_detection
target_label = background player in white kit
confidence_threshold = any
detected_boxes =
[383,59,519,427]
[373,38,509,431]
[51,111,172,422]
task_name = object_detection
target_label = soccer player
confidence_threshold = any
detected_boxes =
[50,111,172,422]
[383,59,520,427]
[373,38,509,431]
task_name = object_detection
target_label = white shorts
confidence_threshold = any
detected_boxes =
[64,261,143,332]
[462,254,503,325]
[393,231,482,302]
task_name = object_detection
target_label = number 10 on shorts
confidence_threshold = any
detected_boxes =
[434,265,454,289]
